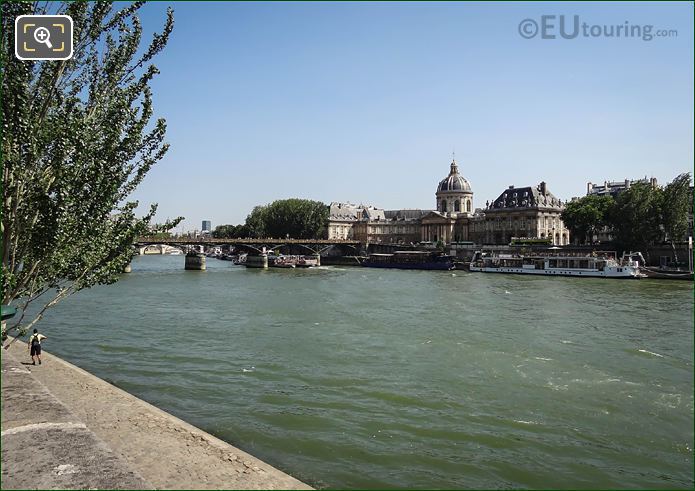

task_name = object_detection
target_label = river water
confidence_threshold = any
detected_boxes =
[34,255,693,488]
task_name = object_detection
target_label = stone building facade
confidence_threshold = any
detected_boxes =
[471,182,569,245]
[352,209,429,245]
[328,158,571,246]
[327,202,383,240]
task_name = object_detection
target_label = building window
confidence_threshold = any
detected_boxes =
[454,200,460,212]
[467,200,471,212]
[441,200,447,212]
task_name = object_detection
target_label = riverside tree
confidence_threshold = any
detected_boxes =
[561,194,615,245]
[1,2,181,338]
[259,199,329,239]
[212,224,251,239]
[660,173,692,264]
[238,199,328,239]
[244,206,268,238]
[608,181,663,254]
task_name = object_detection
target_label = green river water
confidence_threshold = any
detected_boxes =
[33,255,693,488]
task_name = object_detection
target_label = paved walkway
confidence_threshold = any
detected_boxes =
[1,351,149,489]
[1,343,312,489]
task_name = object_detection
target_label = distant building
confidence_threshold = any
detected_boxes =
[202,220,212,233]
[353,209,430,245]
[420,158,475,244]
[331,157,570,247]
[587,177,657,197]
[328,202,379,240]
[471,182,569,246]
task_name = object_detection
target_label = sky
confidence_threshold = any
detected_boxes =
[124,1,694,232]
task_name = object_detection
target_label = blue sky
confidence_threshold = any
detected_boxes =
[127,1,693,231]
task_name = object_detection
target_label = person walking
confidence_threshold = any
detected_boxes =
[27,329,47,365]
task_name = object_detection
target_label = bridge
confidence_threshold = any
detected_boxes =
[135,237,362,256]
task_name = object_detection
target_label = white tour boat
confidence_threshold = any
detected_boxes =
[469,250,644,279]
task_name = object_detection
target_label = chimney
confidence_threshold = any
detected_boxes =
[587,182,592,195]
[540,181,547,195]
[508,185,514,189]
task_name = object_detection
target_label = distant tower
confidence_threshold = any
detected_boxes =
[202,220,212,233]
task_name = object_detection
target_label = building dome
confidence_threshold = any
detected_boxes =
[435,158,473,214]
[437,159,472,192]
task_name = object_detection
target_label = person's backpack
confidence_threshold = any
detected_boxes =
[31,335,40,347]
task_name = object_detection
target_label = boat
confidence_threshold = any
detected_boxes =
[272,255,296,268]
[469,249,644,279]
[621,252,694,281]
[296,256,319,268]
[205,247,222,258]
[270,255,319,268]
[362,251,455,270]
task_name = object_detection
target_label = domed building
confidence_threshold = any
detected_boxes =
[421,157,476,244]
[435,158,473,214]
[326,154,569,249]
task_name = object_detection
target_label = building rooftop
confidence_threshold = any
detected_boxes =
[384,209,433,221]
[488,182,563,210]
[587,177,657,196]
[437,159,472,193]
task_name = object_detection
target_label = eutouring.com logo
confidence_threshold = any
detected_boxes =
[518,15,678,41]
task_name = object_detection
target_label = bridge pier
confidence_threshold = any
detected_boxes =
[245,254,268,269]
[185,252,206,271]
[311,254,321,266]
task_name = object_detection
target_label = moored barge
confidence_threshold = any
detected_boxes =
[362,251,455,270]
[469,250,644,278]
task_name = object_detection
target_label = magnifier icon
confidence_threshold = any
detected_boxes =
[33,27,53,49]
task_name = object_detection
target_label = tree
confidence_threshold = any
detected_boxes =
[660,173,692,264]
[2,2,180,338]
[230,224,251,238]
[244,206,268,238]
[212,225,235,238]
[608,182,662,254]
[261,199,328,239]
[561,194,615,244]
[212,224,251,239]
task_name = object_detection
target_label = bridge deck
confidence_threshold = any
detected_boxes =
[137,237,360,246]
